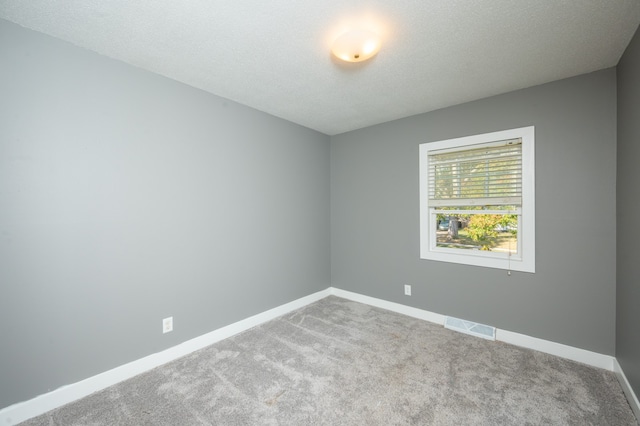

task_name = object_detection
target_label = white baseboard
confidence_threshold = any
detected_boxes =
[496,329,614,370]
[330,287,615,371]
[614,359,640,421]
[0,288,331,426]
[330,288,447,325]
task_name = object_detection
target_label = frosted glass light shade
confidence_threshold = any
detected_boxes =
[331,29,381,62]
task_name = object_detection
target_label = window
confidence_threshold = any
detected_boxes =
[419,126,535,273]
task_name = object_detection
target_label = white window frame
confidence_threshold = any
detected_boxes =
[419,126,535,273]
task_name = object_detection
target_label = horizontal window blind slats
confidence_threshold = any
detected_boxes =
[432,195,521,200]
[429,197,521,207]
[431,191,521,198]
[430,144,520,158]
[430,154,522,167]
[429,172,521,185]
[428,181,522,189]
[431,187,521,193]
[429,163,522,176]
[428,140,522,207]
[431,208,521,215]
[429,182,522,189]
[428,138,522,156]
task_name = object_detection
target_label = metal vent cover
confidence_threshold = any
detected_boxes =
[444,316,496,340]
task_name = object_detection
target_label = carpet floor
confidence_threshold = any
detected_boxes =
[20,296,638,425]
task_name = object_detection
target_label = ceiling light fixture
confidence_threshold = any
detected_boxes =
[331,29,381,63]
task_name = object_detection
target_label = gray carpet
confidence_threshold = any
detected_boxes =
[20,296,638,425]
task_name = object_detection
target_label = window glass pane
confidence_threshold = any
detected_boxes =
[435,212,518,255]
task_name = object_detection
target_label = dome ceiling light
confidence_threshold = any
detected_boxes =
[331,29,381,63]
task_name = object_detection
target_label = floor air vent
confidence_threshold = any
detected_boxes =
[444,316,496,341]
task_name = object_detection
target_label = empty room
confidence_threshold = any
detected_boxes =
[1,1,639,425]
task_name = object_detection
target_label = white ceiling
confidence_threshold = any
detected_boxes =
[2,1,639,135]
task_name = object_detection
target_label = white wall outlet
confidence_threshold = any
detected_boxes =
[404,285,412,296]
[162,316,173,334]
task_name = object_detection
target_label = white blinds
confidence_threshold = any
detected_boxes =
[427,139,522,207]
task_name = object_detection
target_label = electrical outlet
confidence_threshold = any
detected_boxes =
[404,285,412,296]
[163,317,173,334]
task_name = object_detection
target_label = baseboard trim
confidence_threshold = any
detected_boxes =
[330,288,447,325]
[614,359,640,420]
[330,287,615,371]
[0,288,331,426]
[495,329,614,370]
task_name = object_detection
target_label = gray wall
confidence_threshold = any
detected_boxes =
[0,19,330,409]
[617,24,640,397]
[331,69,617,355]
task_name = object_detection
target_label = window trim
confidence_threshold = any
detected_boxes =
[419,126,535,273]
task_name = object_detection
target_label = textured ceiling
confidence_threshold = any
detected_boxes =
[1,1,639,135]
